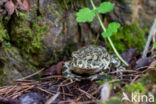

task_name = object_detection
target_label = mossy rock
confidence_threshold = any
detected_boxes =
[0,44,37,85]
[10,0,81,68]
[0,18,9,43]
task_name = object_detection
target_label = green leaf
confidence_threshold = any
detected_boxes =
[102,30,112,38]
[154,42,156,48]
[108,22,120,33]
[97,2,114,14]
[102,22,120,38]
[76,8,95,22]
[5,42,11,48]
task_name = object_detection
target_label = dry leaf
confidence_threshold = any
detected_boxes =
[16,0,22,3]
[16,0,30,11]
[56,61,64,75]
[42,61,64,76]
[22,0,30,11]
[100,83,111,101]
[135,57,155,69]
[5,1,15,15]
[20,0,30,11]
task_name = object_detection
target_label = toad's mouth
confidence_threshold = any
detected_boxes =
[71,70,92,77]
[71,67,99,77]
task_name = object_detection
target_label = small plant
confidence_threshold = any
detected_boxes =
[106,23,146,52]
[153,42,156,58]
[154,42,156,49]
[76,0,128,66]
[125,82,145,93]
[0,21,9,42]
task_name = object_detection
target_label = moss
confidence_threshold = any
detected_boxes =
[25,64,38,72]
[12,12,49,54]
[0,18,9,42]
[58,0,85,9]
[121,73,156,102]
[106,23,147,52]
[123,73,155,93]
[125,82,145,93]
[0,17,11,84]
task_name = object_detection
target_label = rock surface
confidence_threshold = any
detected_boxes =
[110,0,156,27]
[0,45,35,85]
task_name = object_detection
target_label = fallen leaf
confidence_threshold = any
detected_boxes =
[16,0,30,11]
[121,48,139,64]
[5,1,15,15]
[16,0,22,3]
[134,57,155,70]
[42,61,64,76]
[56,61,64,75]
[43,65,57,76]
[100,83,111,101]
[22,0,30,11]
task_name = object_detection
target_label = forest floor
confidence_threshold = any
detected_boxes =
[0,47,155,104]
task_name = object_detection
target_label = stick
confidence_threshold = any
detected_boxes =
[16,68,45,81]
[142,18,156,58]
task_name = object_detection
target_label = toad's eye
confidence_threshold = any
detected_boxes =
[87,59,93,62]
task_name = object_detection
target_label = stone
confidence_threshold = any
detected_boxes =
[109,0,156,27]
[0,45,35,85]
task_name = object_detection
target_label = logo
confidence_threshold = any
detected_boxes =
[122,92,130,101]
[122,92,155,103]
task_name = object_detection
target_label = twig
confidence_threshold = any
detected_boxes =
[16,68,45,81]
[142,18,156,58]
[131,75,140,83]
[5,85,17,95]
[90,0,129,66]
[37,87,54,95]
[37,87,72,96]
[95,33,100,44]
[61,86,65,100]
[11,86,34,99]
[77,88,95,99]
[59,80,75,87]
[45,92,60,104]
[40,75,63,80]
[135,66,149,70]
[109,70,139,74]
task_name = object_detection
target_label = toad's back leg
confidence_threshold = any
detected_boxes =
[110,55,126,79]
